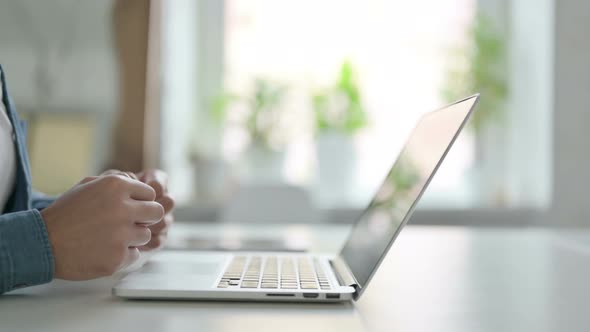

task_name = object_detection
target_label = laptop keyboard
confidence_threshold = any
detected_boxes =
[216,256,332,290]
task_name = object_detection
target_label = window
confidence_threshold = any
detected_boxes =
[161,0,553,220]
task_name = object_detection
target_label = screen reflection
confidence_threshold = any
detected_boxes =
[339,96,477,288]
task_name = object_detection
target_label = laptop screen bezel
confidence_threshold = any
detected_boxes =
[337,94,480,300]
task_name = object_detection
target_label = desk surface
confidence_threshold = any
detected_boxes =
[1,223,590,332]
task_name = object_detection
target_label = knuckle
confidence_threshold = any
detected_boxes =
[159,195,175,211]
[80,176,96,184]
[102,169,120,175]
[150,236,162,249]
[126,172,138,180]
[150,220,166,233]
[150,181,164,193]
[100,174,127,189]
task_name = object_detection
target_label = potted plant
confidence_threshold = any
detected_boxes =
[212,78,289,183]
[311,61,369,205]
[442,14,508,135]
[441,14,509,204]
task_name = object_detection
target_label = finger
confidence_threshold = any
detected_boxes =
[102,169,138,180]
[127,225,152,247]
[147,219,166,235]
[148,213,173,234]
[102,169,126,177]
[120,247,141,270]
[127,179,157,201]
[138,233,166,251]
[124,172,138,180]
[157,195,175,213]
[138,169,168,198]
[131,201,165,226]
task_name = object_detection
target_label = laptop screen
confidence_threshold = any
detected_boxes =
[339,96,478,290]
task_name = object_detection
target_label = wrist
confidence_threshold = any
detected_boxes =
[39,207,62,279]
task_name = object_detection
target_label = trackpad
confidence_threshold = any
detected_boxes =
[138,253,226,275]
[121,251,228,290]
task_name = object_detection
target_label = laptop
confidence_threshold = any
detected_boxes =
[113,95,479,302]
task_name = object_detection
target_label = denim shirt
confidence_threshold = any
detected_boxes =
[0,65,55,294]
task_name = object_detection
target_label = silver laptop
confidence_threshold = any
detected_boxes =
[113,95,479,302]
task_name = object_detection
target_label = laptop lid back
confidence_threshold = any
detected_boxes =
[338,95,479,298]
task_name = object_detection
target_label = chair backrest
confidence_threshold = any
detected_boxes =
[220,184,319,224]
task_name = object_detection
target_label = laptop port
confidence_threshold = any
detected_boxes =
[266,293,295,297]
[326,293,340,299]
[303,293,319,299]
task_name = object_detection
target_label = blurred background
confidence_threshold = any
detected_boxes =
[0,0,586,227]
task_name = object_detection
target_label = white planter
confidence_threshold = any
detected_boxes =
[315,132,357,206]
[238,144,286,184]
[193,157,231,202]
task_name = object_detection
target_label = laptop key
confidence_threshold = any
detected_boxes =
[241,282,259,288]
[301,284,318,289]
[261,283,278,289]
[219,255,333,292]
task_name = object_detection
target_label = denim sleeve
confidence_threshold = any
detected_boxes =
[0,209,54,294]
[31,191,56,211]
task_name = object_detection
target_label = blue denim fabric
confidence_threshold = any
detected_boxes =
[0,65,55,294]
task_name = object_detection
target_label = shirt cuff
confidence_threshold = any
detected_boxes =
[31,191,56,211]
[0,209,54,293]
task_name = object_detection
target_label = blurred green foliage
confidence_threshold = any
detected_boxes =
[373,156,421,211]
[312,61,369,135]
[442,14,509,133]
[211,78,287,150]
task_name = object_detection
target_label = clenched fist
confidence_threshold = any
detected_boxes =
[102,169,175,251]
[41,175,165,280]
[135,169,174,251]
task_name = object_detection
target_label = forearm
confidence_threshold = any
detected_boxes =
[0,210,54,294]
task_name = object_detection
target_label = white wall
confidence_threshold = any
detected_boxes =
[160,0,199,203]
[506,0,553,209]
[0,0,117,110]
[551,0,590,226]
[0,0,117,171]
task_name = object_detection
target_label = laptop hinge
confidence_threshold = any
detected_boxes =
[330,256,359,293]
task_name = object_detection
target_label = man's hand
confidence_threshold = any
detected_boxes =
[101,169,175,251]
[41,175,165,280]
[135,169,175,251]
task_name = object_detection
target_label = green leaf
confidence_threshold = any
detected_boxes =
[440,13,509,134]
[312,60,369,135]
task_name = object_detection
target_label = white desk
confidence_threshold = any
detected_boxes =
[1,223,590,332]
